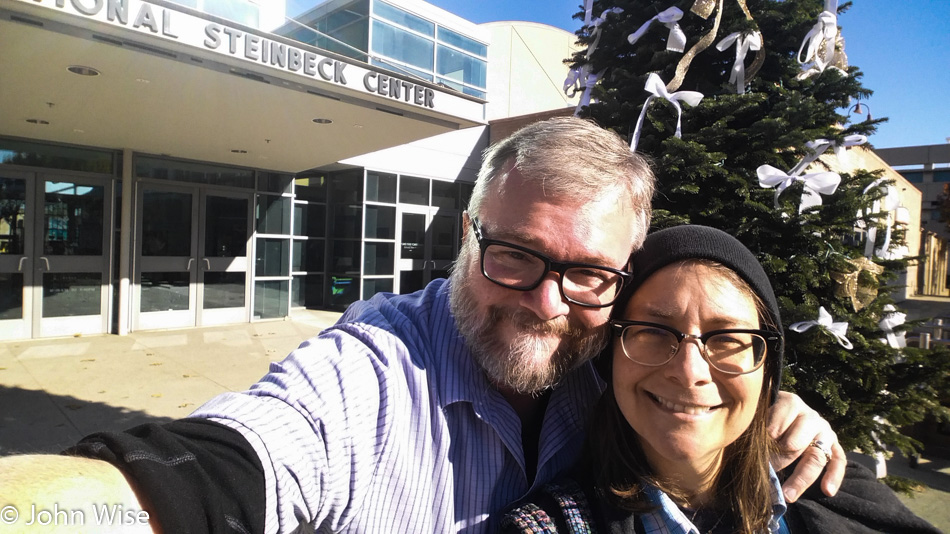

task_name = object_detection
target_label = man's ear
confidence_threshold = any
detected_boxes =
[461,211,470,242]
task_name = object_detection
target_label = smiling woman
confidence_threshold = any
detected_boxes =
[499,225,941,534]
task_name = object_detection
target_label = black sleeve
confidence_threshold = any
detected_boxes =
[784,460,942,534]
[63,418,266,534]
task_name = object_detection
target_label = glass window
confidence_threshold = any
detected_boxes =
[329,205,363,239]
[202,0,259,27]
[935,171,950,183]
[294,175,328,202]
[205,196,248,257]
[362,278,393,300]
[437,45,486,89]
[370,58,433,81]
[330,240,361,272]
[0,138,116,174]
[0,177,27,255]
[292,239,325,272]
[330,171,364,204]
[203,271,246,309]
[365,205,396,239]
[142,190,192,257]
[400,176,429,205]
[257,195,291,234]
[373,1,434,36]
[44,181,104,256]
[364,242,395,275]
[256,238,289,276]
[292,274,325,308]
[141,272,190,312]
[900,171,923,183]
[254,280,288,319]
[135,156,254,188]
[366,171,397,203]
[372,19,434,71]
[293,203,326,237]
[328,274,359,310]
[0,273,23,319]
[259,172,293,194]
[437,26,487,57]
[432,181,458,209]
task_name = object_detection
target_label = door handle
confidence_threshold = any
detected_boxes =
[39,257,50,271]
[186,258,194,270]
[203,258,211,270]
[18,257,28,271]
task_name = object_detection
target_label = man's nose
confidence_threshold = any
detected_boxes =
[519,274,571,321]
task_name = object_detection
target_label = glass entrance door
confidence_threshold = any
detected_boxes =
[134,184,250,330]
[198,191,250,326]
[0,170,33,339]
[397,207,458,294]
[0,171,112,339]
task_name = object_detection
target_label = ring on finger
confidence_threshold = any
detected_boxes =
[810,439,833,464]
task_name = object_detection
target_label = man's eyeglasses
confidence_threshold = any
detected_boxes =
[471,217,630,308]
[609,320,782,375]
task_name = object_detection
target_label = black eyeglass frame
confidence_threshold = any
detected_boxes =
[609,319,783,375]
[470,216,631,308]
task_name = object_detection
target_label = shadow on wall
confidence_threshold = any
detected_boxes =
[0,386,173,455]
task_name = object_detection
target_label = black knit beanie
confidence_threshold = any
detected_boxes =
[613,225,785,403]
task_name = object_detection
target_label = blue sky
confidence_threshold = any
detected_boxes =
[425,0,949,150]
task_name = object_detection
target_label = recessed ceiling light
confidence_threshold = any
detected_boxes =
[135,78,150,84]
[73,128,85,134]
[230,149,248,154]
[353,124,364,129]
[26,119,50,125]
[312,118,332,124]
[67,65,100,76]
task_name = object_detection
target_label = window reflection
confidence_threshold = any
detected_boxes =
[44,181,104,256]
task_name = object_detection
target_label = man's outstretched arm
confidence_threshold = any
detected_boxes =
[768,390,848,502]
[0,418,264,533]
[0,454,156,533]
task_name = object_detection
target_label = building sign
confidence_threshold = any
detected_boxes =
[18,0,482,118]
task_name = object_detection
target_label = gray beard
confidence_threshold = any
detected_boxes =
[449,244,608,395]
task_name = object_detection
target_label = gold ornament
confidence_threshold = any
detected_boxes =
[831,256,884,312]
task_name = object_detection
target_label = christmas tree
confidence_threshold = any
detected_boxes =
[568,0,950,459]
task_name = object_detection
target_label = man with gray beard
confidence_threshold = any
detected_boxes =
[0,117,845,534]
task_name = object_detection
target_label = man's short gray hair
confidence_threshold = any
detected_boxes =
[467,117,655,252]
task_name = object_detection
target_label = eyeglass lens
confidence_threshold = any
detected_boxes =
[621,325,767,374]
[482,243,623,306]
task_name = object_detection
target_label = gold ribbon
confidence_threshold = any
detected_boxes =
[671,0,765,92]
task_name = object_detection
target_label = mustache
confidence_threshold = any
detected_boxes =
[487,307,584,338]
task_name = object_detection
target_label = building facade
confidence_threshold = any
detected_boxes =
[876,144,950,241]
[0,0,577,340]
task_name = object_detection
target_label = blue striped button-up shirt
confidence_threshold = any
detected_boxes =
[191,278,604,533]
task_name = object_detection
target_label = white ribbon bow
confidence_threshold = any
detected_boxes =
[797,10,838,76]
[628,7,687,53]
[716,31,762,93]
[629,73,704,151]
[790,306,853,350]
[788,134,867,176]
[859,178,901,258]
[757,165,841,212]
[878,304,907,349]
[566,7,624,115]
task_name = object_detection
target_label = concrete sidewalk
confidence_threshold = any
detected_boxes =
[0,310,341,454]
[1,305,948,531]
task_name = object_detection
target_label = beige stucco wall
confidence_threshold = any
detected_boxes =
[814,146,924,298]
[482,21,579,120]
